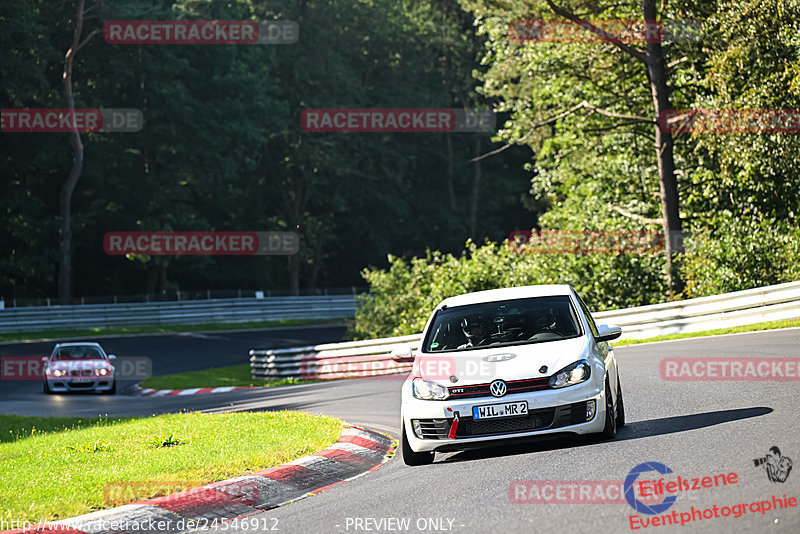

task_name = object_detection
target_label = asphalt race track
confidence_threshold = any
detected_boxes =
[0,324,346,411]
[1,327,799,533]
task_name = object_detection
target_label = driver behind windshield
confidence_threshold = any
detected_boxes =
[458,314,493,349]
[528,308,557,338]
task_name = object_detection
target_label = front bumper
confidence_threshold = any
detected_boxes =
[402,380,606,453]
[45,378,114,392]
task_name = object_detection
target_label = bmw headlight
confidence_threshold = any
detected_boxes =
[95,368,110,376]
[53,369,67,378]
[412,378,449,400]
[549,360,591,388]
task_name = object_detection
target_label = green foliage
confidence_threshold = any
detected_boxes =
[680,215,800,297]
[67,440,112,453]
[0,0,533,300]
[149,432,185,448]
[354,239,667,338]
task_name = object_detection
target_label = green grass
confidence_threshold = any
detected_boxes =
[0,412,343,523]
[0,318,346,342]
[140,364,307,390]
[613,318,800,347]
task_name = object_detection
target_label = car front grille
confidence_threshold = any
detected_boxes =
[412,401,591,440]
[68,381,95,388]
[448,377,550,399]
[551,401,590,428]
[455,407,555,437]
[414,419,449,440]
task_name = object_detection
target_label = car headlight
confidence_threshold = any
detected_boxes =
[52,369,66,377]
[412,378,449,400]
[95,368,110,376]
[549,360,591,388]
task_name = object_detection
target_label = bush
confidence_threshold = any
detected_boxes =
[353,239,668,339]
[680,216,800,297]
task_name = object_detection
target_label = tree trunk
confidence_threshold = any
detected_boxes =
[643,0,684,295]
[446,135,457,211]
[58,0,91,301]
[287,251,300,296]
[469,136,482,239]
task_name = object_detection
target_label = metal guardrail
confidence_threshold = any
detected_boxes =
[250,281,800,380]
[0,295,357,333]
[250,334,420,380]
[593,280,800,339]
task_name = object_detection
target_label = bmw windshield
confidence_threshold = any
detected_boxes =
[422,295,582,353]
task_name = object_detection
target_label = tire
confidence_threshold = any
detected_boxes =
[616,379,626,428]
[600,379,617,440]
[43,381,51,394]
[104,380,116,395]
[401,424,435,466]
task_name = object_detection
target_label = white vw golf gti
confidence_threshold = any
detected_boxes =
[395,285,625,465]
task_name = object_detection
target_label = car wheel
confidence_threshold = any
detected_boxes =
[104,380,117,395]
[616,379,625,428]
[43,381,51,394]
[600,379,617,440]
[401,424,434,466]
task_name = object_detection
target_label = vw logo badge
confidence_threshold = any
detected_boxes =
[490,380,507,397]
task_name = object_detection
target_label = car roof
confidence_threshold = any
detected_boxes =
[53,342,104,348]
[438,284,574,308]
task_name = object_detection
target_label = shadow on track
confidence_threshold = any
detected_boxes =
[440,406,773,464]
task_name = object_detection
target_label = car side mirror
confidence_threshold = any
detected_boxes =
[390,344,415,363]
[108,354,117,360]
[596,324,622,343]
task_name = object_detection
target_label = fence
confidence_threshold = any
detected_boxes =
[0,295,358,333]
[250,281,800,380]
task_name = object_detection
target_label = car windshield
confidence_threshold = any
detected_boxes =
[422,295,581,353]
[52,346,104,360]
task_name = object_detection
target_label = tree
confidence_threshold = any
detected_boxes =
[460,0,716,295]
[58,0,100,300]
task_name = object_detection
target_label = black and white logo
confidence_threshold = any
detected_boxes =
[490,379,507,397]
[754,446,793,483]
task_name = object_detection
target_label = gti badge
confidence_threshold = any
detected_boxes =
[490,379,507,397]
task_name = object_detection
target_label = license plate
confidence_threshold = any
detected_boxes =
[472,401,528,420]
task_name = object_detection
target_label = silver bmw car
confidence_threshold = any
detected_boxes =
[42,342,117,394]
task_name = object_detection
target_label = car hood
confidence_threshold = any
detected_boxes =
[48,359,111,370]
[413,336,588,386]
